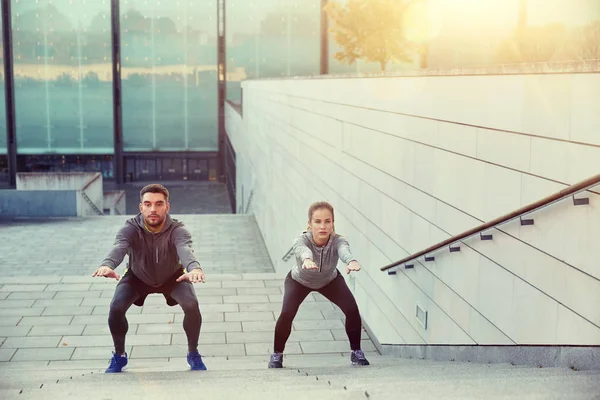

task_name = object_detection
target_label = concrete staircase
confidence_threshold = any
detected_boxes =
[1,215,599,399]
[1,354,599,399]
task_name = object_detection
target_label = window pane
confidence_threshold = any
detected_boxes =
[0,13,6,155]
[18,154,114,178]
[12,0,114,155]
[121,1,218,152]
[226,0,320,102]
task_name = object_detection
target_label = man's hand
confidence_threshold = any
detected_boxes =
[92,266,120,281]
[176,269,205,284]
[302,258,319,270]
[346,261,361,274]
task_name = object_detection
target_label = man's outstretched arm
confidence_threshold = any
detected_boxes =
[172,226,202,272]
[172,226,205,284]
[93,224,136,280]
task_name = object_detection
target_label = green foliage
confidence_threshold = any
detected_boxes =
[325,0,415,71]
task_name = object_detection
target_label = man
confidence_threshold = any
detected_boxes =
[93,184,207,373]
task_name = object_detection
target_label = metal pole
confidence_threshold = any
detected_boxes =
[111,0,124,184]
[2,0,17,188]
[320,0,329,75]
[217,0,227,182]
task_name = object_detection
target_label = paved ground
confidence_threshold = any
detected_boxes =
[0,215,271,276]
[0,215,377,371]
[104,180,233,215]
[2,189,597,399]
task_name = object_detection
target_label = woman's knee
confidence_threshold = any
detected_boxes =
[340,301,360,319]
[276,310,296,325]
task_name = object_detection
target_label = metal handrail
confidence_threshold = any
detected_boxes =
[80,172,102,192]
[226,100,242,116]
[381,173,600,272]
[282,247,294,262]
[81,190,103,216]
[244,190,254,214]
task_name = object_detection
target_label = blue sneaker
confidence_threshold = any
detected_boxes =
[105,352,128,373]
[187,350,207,371]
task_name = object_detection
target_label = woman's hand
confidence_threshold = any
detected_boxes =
[346,261,361,274]
[302,258,319,270]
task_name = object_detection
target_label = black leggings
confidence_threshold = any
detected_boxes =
[108,280,202,354]
[273,271,362,353]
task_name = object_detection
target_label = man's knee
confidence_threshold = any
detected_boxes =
[179,296,200,314]
[109,298,130,316]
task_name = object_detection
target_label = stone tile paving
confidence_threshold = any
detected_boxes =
[0,215,272,276]
[0,215,377,370]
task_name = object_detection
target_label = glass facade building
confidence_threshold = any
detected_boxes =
[9,0,115,179]
[120,0,218,152]
[2,0,598,185]
[225,0,321,102]
[2,0,227,184]
[0,12,7,181]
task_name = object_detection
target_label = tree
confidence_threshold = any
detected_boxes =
[325,0,415,71]
[577,21,600,60]
[122,10,150,34]
[495,24,568,63]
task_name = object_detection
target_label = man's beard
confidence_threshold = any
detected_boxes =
[145,214,164,227]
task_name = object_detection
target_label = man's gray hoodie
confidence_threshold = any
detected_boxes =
[101,213,201,287]
[292,231,357,289]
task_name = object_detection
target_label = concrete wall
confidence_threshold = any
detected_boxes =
[103,191,127,215]
[77,173,104,216]
[16,172,93,190]
[225,72,600,346]
[14,172,104,216]
[6,172,104,217]
[0,190,77,217]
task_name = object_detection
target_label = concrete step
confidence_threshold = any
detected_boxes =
[1,370,336,391]
[2,385,367,400]
[0,354,374,389]
[1,353,599,400]
[0,364,367,400]
[2,366,598,400]
[356,375,600,400]
[2,355,598,400]
[297,363,584,380]
[291,358,600,400]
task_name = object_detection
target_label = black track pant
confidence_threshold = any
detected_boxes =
[273,271,362,353]
[108,272,202,354]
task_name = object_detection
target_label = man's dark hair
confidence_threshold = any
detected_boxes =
[140,184,169,203]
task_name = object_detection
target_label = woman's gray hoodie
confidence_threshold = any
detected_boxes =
[292,231,357,289]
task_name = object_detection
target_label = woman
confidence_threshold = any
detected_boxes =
[269,201,370,368]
